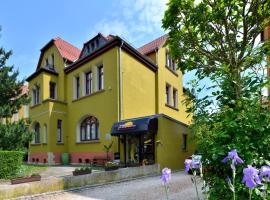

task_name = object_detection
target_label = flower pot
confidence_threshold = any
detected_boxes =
[11,175,41,184]
[72,169,92,176]
[105,166,119,171]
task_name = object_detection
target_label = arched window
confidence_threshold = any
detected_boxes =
[80,116,99,141]
[34,123,40,143]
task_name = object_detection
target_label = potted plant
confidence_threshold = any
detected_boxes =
[11,173,41,184]
[104,141,113,161]
[72,166,92,176]
[105,162,119,171]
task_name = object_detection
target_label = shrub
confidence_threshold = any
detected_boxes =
[0,151,24,179]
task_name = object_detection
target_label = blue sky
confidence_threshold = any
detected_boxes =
[0,0,169,81]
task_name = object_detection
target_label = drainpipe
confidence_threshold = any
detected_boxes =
[118,40,124,157]
[118,40,124,121]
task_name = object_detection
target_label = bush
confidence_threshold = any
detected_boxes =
[0,151,24,179]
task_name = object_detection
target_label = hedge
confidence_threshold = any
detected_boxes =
[0,151,24,179]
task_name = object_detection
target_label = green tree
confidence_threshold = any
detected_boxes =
[163,0,270,199]
[0,27,33,151]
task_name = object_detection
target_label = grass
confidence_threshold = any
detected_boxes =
[15,164,48,178]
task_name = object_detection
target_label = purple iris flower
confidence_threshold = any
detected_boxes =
[242,165,261,189]
[184,159,192,172]
[259,165,270,182]
[222,149,244,170]
[161,167,171,184]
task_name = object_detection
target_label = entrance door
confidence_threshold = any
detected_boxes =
[125,135,141,164]
[143,132,155,164]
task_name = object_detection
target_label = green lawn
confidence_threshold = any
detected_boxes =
[15,164,48,178]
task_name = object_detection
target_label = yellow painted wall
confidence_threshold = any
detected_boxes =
[29,45,68,155]
[40,45,66,102]
[155,116,195,170]
[156,47,192,125]
[65,47,119,153]
[121,50,156,119]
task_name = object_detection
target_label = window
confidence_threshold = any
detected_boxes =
[97,65,104,90]
[85,71,92,95]
[182,134,187,151]
[173,88,178,108]
[49,82,56,99]
[45,58,49,67]
[51,54,54,66]
[91,42,95,51]
[49,54,55,70]
[43,124,47,143]
[166,50,176,71]
[32,85,40,105]
[34,123,40,144]
[74,76,80,99]
[80,116,99,141]
[166,84,171,105]
[57,120,62,143]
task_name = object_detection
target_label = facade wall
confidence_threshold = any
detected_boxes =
[121,50,156,119]
[29,45,68,164]
[65,47,119,163]
[156,47,191,125]
[27,36,194,168]
[155,117,195,170]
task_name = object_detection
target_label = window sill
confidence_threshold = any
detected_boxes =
[30,103,41,109]
[43,98,67,105]
[165,103,179,111]
[30,143,41,146]
[76,140,101,144]
[56,142,64,145]
[72,89,105,102]
[165,65,178,77]
[42,143,47,145]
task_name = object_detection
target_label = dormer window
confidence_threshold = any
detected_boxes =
[45,58,49,67]
[50,54,54,69]
[91,42,95,51]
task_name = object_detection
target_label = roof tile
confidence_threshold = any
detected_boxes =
[53,37,81,62]
[137,34,168,55]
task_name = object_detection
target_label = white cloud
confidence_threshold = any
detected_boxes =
[89,0,168,46]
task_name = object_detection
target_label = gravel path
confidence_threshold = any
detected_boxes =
[18,171,203,200]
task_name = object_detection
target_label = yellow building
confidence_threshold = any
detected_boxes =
[26,33,194,170]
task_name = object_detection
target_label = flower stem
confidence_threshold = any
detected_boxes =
[232,169,236,200]
[164,184,169,200]
[249,188,252,200]
[193,171,200,200]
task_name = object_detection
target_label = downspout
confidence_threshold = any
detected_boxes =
[155,47,159,114]
[118,40,124,121]
[118,40,124,158]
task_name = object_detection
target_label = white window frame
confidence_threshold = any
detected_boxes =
[73,75,80,99]
[173,88,178,108]
[165,84,171,105]
[57,119,63,143]
[32,85,40,105]
[49,81,57,100]
[43,124,47,144]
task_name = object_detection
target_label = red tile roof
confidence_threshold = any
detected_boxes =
[138,34,168,55]
[53,37,81,62]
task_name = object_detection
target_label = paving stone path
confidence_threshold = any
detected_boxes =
[18,171,203,200]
